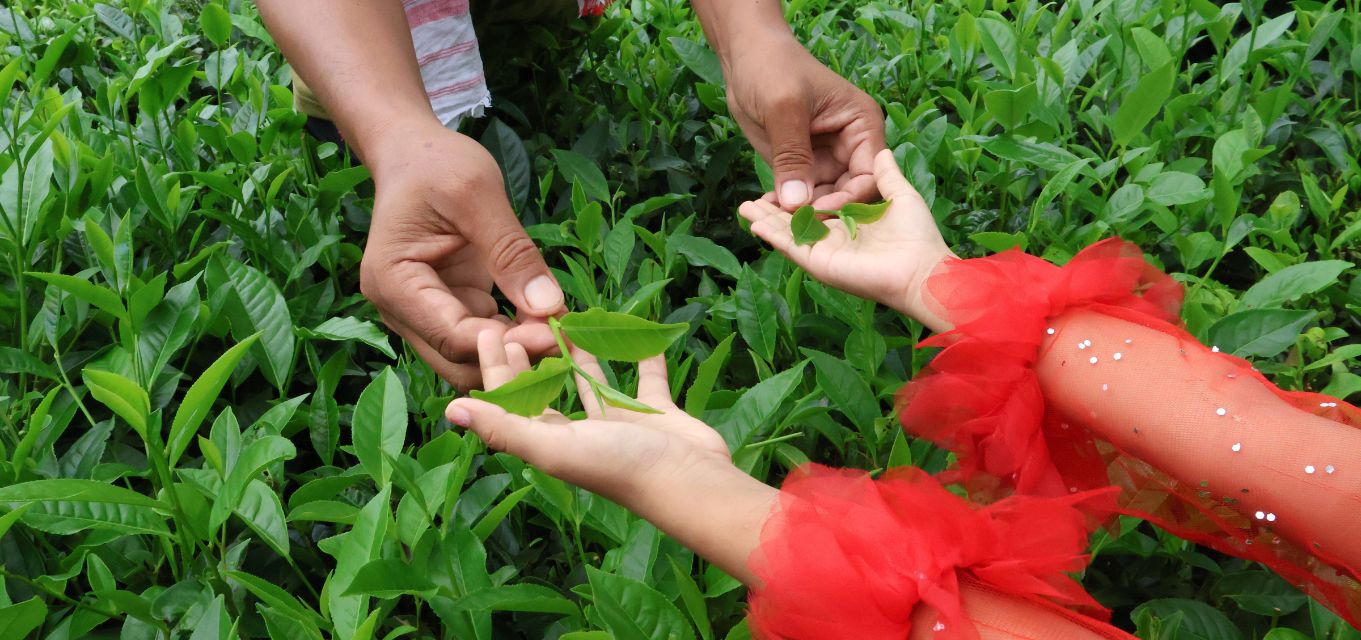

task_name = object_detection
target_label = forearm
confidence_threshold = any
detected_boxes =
[256,0,435,168]
[689,0,792,69]
[1037,309,1361,566]
[626,461,777,585]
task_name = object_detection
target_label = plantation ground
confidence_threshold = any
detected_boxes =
[1,0,1359,638]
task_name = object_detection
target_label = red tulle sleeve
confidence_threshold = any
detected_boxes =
[897,238,1361,627]
[746,465,1134,640]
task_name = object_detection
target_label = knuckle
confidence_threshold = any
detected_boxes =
[358,259,385,305]
[442,149,504,198]
[772,146,814,170]
[768,88,804,111]
[487,233,541,273]
[426,331,466,364]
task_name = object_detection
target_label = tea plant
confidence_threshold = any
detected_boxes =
[0,0,1358,638]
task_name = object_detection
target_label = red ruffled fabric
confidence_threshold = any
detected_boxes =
[896,238,1361,628]
[747,464,1127,640]
[578,0,609,17]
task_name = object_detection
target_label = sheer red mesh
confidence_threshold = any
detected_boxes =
[746,465,1133,640]
[897,238,1361,628]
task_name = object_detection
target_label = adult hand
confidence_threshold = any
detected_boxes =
[738,150,955,332]
[723,31,887,212]
[360,121,565,390]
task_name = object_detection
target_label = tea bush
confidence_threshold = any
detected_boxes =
[0,0,1358,638]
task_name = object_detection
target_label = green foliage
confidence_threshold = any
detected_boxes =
[0,0,1357,638]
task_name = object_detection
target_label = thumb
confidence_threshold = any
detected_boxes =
[766,98,815,210]
[872,149,920,201]
[457,194,565,317]
[447,398,553,462]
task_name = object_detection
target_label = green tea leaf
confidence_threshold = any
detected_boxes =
[586,566,696,640]
[590,378,663,415]
[668,37,724,85]
[210,257,296,390]
[0,479,169,536]
[983,82,1037,129]
[1208,309,1316,359]
[1239,260,1352,309]
[0,598,47,639]
[25,272,127,322]
[715,362,807,450]
[470,357,572,416]
[803,349,879,437]
[670,234,742,279]
[840,201,892,224]
[301,317,396,359]
[199,2,232,47]
[352,368,408,486]
[447,584,579,616]
[1112,61,1175,146]
[790,205,829,246]
[344,559,437,599]
[472,485,533,540]
[551,149,609,203]
[82,368,149,440]
[736,268,778,363]
[167,333,261,468]
[559,309,688,361]
[1147,171,1211,206]
[1132,598,1242,640]
[685,333,735,417]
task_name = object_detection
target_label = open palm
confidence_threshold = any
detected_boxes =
[446,330,731,506]
[738,150,952,317]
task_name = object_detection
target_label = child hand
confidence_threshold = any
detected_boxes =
[447,329,775,583]
[447,329,733,511]
[738,149,955,331]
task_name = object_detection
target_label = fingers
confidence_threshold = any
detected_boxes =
[873,149,920,202]
[737,200,820,262]
[384,316,482,390]
[765,94,816,211]
[571,348,610,419]
[811,173,878,211]
[438,166,565,318]
[446,398,569,468]
[504,341,531,373]
[636,355,675,407]
[505,318,559,357]
[477,327,517,389]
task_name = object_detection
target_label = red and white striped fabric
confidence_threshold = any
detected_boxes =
[403,0,610,126]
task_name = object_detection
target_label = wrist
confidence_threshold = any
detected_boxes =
[347,110,444,178]
[717,26,800,77]
[626,455,776,584]
[888,247,956,333]
[691,0,796,73]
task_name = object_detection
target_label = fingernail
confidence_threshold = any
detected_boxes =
[524,275,563,312]
[447,405,471,427]
[780,181,809,206]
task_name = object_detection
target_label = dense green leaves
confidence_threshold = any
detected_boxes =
[2,0,1358,638]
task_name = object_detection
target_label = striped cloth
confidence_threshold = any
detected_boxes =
[404,0,610,125]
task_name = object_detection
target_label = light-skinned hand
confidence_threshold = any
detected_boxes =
[446,328,774,583]
[737,149,956,331]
